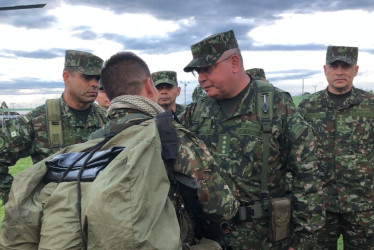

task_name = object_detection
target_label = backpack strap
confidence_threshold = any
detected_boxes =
[155,110,198,190]
[46,98,64,151]
[155,110,178,163]
[255,80,274,197]
[90,113,152,139]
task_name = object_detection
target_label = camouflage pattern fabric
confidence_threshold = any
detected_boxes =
[64,50,103,75]
[326,46,358,65]
[298,87,374,249]
[184,30,238,72]
[175,103,186,117]
[192,85,206,102]
[0,97,107,202]
[180,78,325,249]
[104,107,239,221]
[245,68,266,80]
[151,70,178,86]
[315,210,374,250]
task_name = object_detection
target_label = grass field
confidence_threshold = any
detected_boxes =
[0,157,32,227]
[0,96,344,248]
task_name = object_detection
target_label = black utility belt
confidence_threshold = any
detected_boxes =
[237,200,270,221]
[235,197,292,242]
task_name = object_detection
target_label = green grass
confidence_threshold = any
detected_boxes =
[0,157,32,227]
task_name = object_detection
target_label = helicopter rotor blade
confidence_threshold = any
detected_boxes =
[0,4,46,11]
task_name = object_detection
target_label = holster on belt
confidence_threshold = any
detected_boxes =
[236,197,291,242]
[237,199,270,221]
[268,197,291,242]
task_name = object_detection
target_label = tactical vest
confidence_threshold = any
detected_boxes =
[193,80,274,196]
[45,98,106,151]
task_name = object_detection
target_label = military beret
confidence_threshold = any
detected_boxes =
[151,71,178,86]
[326,46,358,66]
[64,50,103,75]
[184,30,239,72]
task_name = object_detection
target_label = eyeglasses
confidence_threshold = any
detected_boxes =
[192,55,233,77]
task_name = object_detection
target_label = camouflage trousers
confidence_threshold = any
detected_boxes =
[227,220,289,250]
[316,210,374,250]
[0,172,13,204]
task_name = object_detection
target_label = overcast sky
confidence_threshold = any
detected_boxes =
[1,0,374,109]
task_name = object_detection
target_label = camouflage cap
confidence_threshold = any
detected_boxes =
[64,50,103,75]
[151,71,178,86]
[245,68,266,80]
[183,30,239,72]
[326,46,358,66]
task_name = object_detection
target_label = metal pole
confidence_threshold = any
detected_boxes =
[302,78,304,95]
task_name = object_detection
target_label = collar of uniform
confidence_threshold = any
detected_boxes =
[198,78,255,119]
[323,86,362,108]
[60,97,99,127]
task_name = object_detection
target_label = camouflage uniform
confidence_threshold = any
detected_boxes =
[298,46,374,250]
[181,30,324,249]
[246,68,267,80]
[152,70,185,116]
[0,50,107,203]
[192,85,206,102]
[175,103,186,117]
[93,97,239,247]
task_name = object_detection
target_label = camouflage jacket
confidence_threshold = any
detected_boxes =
[180,79,324,247]
[101,107,239,220]
[98,107,239,244]
[175,103,186,117]
[298,87,374,213]
[0,97,107,198]
[192,85,206,102]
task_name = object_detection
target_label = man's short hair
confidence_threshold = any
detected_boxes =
[101,52,151,100]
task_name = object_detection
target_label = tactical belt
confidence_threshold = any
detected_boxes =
[236,199,270,221]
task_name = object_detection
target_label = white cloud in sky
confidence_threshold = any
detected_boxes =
[50,4,181,38]
[1,5,374,109]
[249,10,374,48]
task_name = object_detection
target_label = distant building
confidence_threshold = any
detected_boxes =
[0,101,20,128]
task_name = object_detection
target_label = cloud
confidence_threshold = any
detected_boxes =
[1,0,374,108]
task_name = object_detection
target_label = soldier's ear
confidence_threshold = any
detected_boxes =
[144,77,158,102]
[63,71,72,85]
[353,65,359,76]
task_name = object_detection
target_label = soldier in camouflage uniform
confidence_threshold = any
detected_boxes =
[180,30,325,249]
[97,51,239,248]
[151,70,186,116]
[246,68,268,81]
[0,50,108,204]
[298,46,374,249]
